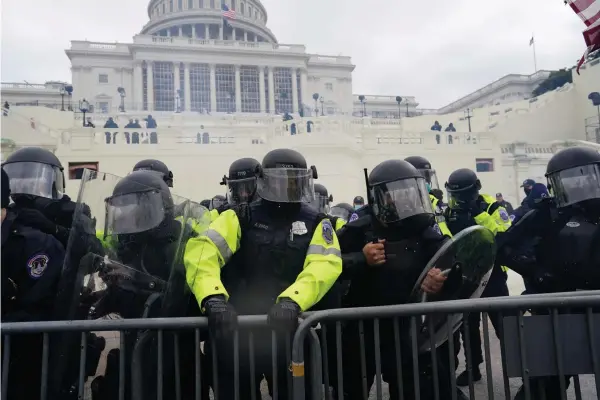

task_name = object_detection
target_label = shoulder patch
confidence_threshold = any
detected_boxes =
[433,223,443,236]
[27,254,49,279]
[349,213,359,222]
[322,219,334,244]
[499,209,510,222]
[509,214,516,222]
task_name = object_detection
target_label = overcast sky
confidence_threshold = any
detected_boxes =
[0,0,587,108]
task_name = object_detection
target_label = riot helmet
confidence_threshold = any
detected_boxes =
[545,146,600,209]
[353,196,365,210]
[105,171,174,235]
[405,155,439,191]
[133,159,174,188]
[2,146,65,200]
[445,168,481,207]
[256,148,317,203]
[210,195,227,210]
[310,183,333,213]
[367,159,433,225]
[329,202,354,222]
[221,157,260,205]
[200,199,211,209]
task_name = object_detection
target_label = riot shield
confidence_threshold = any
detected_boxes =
[49,169,206,400]
[410,225,497,352]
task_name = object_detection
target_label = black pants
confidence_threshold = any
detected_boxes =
[340,319,461,400]
[460,267,509,367]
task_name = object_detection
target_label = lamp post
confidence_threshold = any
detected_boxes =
[59,86,66,111]
[395,96,402,119]
[464,108,473,132]
[79,99,90,127]
[65,85,73,111]
[405,101,409,117]
[312,93,319,117]
[358,95,366,117]
[320,96,325,116]
[118,87,126,112]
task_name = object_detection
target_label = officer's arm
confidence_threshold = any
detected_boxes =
[278,219,343,311]
[335,218,346,231]
[184,209,241,307]
[209,208,220,222]
[474,203,511,235]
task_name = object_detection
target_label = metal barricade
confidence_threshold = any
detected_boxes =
[292,292,600,400]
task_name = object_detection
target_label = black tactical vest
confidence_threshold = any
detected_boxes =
[538,213,600,290]
[226,201,325,314]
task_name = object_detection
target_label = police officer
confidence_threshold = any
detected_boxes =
[220,157,260,205]
[2,146,75,246]
[184,148,342,398]
[329,202,355,223]
[133,158,174,187]
[205,194,227,221]
[353,195,365,210]
[1,167,66,400]
[443,168,511,385]
[337,159,455,400]
[405,156,452,236]
[310,183,346,230]
[499,146,600,400]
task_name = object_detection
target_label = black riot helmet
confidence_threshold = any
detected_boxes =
[329,202,354,222]
[367,159,433,226]
[404,155,439,191]
[133,159,174,188]
[545,146,600,209]
[221,157,260,205]
[445,168,481,206]
[310,183,334,213]
[200,199,211,209]
[106,171,174,235]
[256,148,317,203]
[2,146,65,200]
[210,194,227,210]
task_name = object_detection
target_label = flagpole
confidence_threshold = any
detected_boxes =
[532,34,538,73]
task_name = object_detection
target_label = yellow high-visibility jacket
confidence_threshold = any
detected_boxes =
[430,194,453,237]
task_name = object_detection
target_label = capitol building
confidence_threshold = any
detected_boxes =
[1,0,600,207]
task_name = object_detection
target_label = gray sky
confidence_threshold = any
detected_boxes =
[0,0,587,108]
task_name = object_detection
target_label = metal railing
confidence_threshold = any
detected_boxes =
[2,292,599,400]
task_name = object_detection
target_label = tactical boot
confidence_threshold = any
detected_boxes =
[456,367,482,387]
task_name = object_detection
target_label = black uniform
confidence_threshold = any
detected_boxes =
[1,168,66,400]
[498,146,600,400]
[337,159,459,400]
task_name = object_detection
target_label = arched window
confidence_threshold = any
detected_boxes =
[240,2,245,15]
[150,132,158,144]
[132,132,140,144]
[202,132,210,144]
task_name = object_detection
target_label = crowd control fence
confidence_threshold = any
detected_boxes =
[2,291,599,400]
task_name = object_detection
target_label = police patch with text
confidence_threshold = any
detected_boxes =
[322,219,334,244]
[499,209,510,222]
[349,213,359,222]
[27,254,49,279]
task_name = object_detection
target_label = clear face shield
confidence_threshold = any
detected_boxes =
[547,164,600,208]
[256,168,314,203]
[3,162,65,199]
[105,190,166,234]
[370,177,433,224]
[226,177,257,205]
[310,194,330,214]
[329,206,351,221]
[419,168,439,192]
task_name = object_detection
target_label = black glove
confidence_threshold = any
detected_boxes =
[202,295,237,337]
[268,298,301,332]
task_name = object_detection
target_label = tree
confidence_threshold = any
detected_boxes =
[532,68,573,97]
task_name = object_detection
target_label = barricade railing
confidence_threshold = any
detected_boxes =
[2,292,599,400]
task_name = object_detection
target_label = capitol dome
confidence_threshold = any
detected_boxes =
[140,0,278,44]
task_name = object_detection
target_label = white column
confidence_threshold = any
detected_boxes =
[191,25,196,38]
[173,62,181,112]
[209,64,217,112]
[134,62,143,111]
[147,62,154,112]
[234,65,242,112]
[178,26,183,36]
[205,24,210,39]
[291,68,298,114]
[258,66,266,113]
[184,63,191,112]
[254,35,258,42]
[243,31,248,42]
[268,67,275,114]
[300,68,308,112]
[232,28,237,41]
[219,25,224,40]
[167,29,171,37]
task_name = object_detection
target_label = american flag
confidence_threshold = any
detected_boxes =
[566,0,600,73]
[222,3,236,20]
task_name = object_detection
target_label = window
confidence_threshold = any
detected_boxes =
[98,102,109,113]
[170,0,174,11]
[68,162,98,180]
[325,82,333,91]
[326,107,335,115]
[98,74,109,84]
[215,64,236,112]
[190,63,211,112]
[274,67,293,113]
[153,62,175,111]
[188,0,193,8]
[178,0,183,10]
[240,66,260,112]
[475,158,494,172]
[210,0,215,8]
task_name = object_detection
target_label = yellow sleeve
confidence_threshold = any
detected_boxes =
[209,209,220,222]
[278,218,343,311]
[184,209,241,306]
[474,205,511,235]
[430,195,452,238]
[335,218,346,231]
[95,230,112,249]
